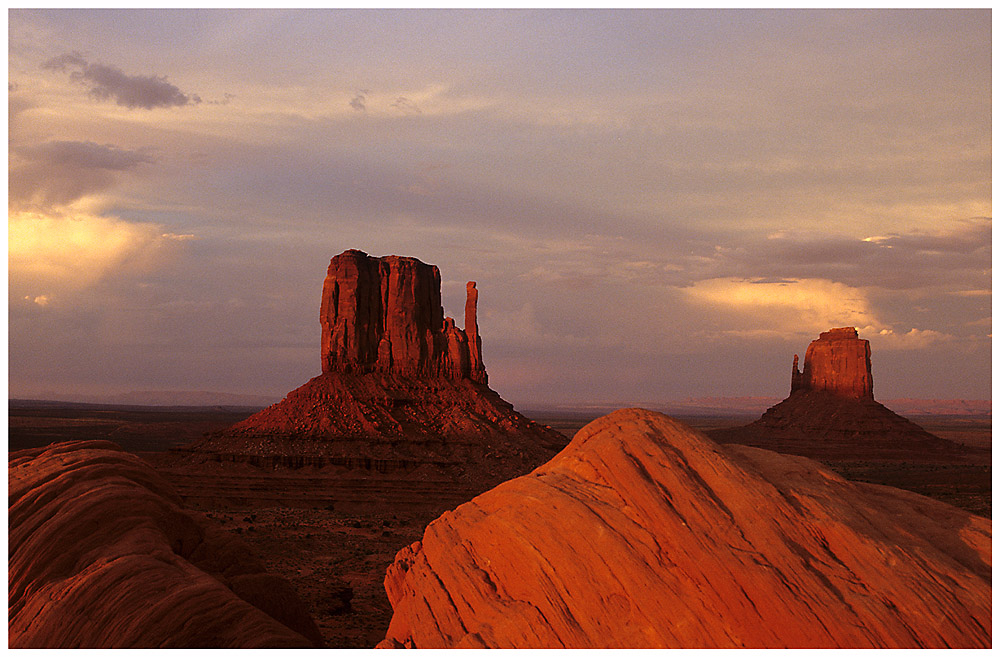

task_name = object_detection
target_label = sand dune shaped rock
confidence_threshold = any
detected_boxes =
[379,409,991,649]
[8,440,322,648]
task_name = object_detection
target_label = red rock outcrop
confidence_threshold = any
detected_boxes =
[710,327,978,463]
[790,327,873,399]
[9,440,323,648]
[378,409,991,649]
[186,250,566,487]
[320,250,486,384]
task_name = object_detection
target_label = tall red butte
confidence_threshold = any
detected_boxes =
[708,327,979,462]
[185,250,566,487]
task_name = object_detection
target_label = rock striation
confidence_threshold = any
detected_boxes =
[9,440,323,648]
[185,250,565,487]
[378,409,991,649]
[709,327,976,463]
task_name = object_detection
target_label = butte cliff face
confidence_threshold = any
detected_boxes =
[319,250,486,383]
[185,250,565,486]
[378,409,991,649]
[790,327,873,399]
[9,440,323,648]
[709,327,977,463]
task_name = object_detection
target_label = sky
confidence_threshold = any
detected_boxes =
[8,8,992,407]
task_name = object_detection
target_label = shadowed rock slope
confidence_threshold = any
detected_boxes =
[186,250,565,486]
[379,409,991,649]
[9,440,323,648]
[709,328,980,463]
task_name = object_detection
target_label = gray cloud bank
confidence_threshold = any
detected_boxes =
[43,52,200,109]
[11,140,154,209]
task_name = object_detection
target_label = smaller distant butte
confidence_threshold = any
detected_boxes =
[182,249,566,488]
[708,327,983,463]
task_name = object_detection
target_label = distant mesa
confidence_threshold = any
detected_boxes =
[378,409,991,648]
[708,327,979,462]
[184,249,566,486]
[9,440,322,648]
[790,327,872,399]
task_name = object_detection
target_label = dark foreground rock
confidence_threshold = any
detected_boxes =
[379,409,991,649]
[8,440,323,648]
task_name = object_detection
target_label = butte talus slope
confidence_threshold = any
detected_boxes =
[708,327,981,462]
[9,440,323,648]
[378,409,991,649]
[187,249,566,485]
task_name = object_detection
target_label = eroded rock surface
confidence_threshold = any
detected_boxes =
[379,409,991,649]
[9,440,323,648]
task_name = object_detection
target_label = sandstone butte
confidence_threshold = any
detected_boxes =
[708,327,981,462]
[184,249,566,486]
[9,440,323,648]
[378,409,991,649]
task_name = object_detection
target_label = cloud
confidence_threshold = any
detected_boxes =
[42,52,200,109]
[9,209,188,297]
[390,96,421,114]
[10,140,153,209]
[349,89,369,112]
[711,219,992,293]
[683,277,879,336]
[865,327,953,351]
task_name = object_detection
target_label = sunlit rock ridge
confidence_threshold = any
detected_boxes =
[378,409,991,649]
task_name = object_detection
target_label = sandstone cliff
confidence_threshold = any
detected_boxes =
[320,249,486,383]
[9,440,323,648]
[378,410,991,649]
[790,327,873,398]
[186,250,565,487]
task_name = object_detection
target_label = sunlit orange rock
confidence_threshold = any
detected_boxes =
[187,250,566,487]
[9,440,322,648]
[378,409,991,648]
[790,327,873,399]
[710,327,976,462]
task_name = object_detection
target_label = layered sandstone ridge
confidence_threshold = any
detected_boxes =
[9,440,322,648]
[379,409,991,649]
[186,250,566,485]
[321,250,486,383]
[710,328,976,462]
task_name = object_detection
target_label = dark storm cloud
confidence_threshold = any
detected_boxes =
[42,52,200,109]
[11,140,154,208]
